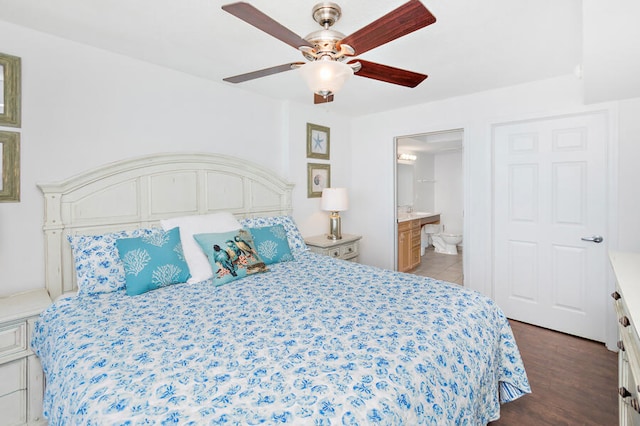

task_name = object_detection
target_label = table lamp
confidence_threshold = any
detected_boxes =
[321,187,349,240]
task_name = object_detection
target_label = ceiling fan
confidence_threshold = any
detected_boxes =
[221,0,436,104]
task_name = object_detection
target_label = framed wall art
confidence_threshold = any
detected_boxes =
[0,52,21,128]
[307,163,330,198]
[0,131,20,202]
[306,123,330,160]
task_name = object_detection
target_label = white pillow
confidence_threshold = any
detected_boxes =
[161,212,241,283]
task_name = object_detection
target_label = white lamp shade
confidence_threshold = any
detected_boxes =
[321,187,349,211]
[299,61,353,96]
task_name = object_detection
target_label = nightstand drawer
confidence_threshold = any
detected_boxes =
[0,321,27,361]
[0,289,51,425]
[0,389,27,425]
[327,248,341,258]
[0,358,27,396]
[340,242,359,259]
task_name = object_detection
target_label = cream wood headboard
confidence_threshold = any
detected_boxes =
[37,152,294,300]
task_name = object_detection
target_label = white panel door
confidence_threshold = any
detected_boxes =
[493,111,608,342]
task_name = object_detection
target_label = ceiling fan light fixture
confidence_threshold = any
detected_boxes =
[222,1,437,104]
[299,60,353,97]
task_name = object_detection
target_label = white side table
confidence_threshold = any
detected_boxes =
[304,234,362,262]
[610,252,640,425]
[0,289,51,426]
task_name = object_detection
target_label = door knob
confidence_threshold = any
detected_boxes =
[581,235,603,243]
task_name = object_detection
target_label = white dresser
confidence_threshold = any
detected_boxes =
[0,289,51,426]
[610,251,640,426]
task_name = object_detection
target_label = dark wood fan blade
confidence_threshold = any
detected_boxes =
[223,62,304,83]
[351,60,427,87]
[338,0,436,56]
[314,93,334,104]
[222,2,313,50]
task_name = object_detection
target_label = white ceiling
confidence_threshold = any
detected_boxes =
[0,0,583,116]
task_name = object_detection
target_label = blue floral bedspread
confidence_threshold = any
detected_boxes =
[32,252,530,425]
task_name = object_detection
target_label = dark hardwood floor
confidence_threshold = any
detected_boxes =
[490,320,618,426]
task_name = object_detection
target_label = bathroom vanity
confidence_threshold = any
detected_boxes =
[397,213,440,272]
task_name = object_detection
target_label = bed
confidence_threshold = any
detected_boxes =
[32,153,530,425]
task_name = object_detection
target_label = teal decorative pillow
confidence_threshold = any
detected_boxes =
[193,229,268,287]
[248,224,294,265]
[115,227,191,296]
[239,216,308,256]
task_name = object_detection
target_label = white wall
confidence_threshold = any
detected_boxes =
[0,21,351,296]
[282,103,353,239]
[583,0,640,103]
[349,74,632,297]
[617,97,640,252]
[2,20,639,301]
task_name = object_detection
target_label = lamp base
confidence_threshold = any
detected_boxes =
[327,211,342,240]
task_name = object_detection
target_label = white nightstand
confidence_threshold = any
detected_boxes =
[304,234,362,262]
[0,288,51,426]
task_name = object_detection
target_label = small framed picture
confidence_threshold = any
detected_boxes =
[307,163,331,198]
[306,123,330,160]
[0,130,20,202]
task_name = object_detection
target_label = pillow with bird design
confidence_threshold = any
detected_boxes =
[193,228,268,287]
[160,212,242,284]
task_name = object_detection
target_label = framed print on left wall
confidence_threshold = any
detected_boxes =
[0,131,20,202]
[0,52,21,128]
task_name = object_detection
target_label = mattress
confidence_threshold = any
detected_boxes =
[32,252,530,425]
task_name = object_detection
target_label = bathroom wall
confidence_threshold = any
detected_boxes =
[434,150,464,235]
[413,153,435,213]
[398,148,462,236]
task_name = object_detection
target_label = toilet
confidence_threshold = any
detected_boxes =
[431,228,463,255]
[421,224,441,255]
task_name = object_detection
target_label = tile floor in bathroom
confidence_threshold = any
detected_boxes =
[411,246,464,285]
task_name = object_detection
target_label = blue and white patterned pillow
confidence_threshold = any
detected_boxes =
[194,229,268,287]
[248,224,294,265]
[67,228,156,296]
[239,216,307,255]
[115,227,191,296]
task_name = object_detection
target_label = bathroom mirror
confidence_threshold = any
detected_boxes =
[0,52,21,127]
[396,163,414,208]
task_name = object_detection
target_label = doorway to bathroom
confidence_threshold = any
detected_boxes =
[395,129,465,284]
